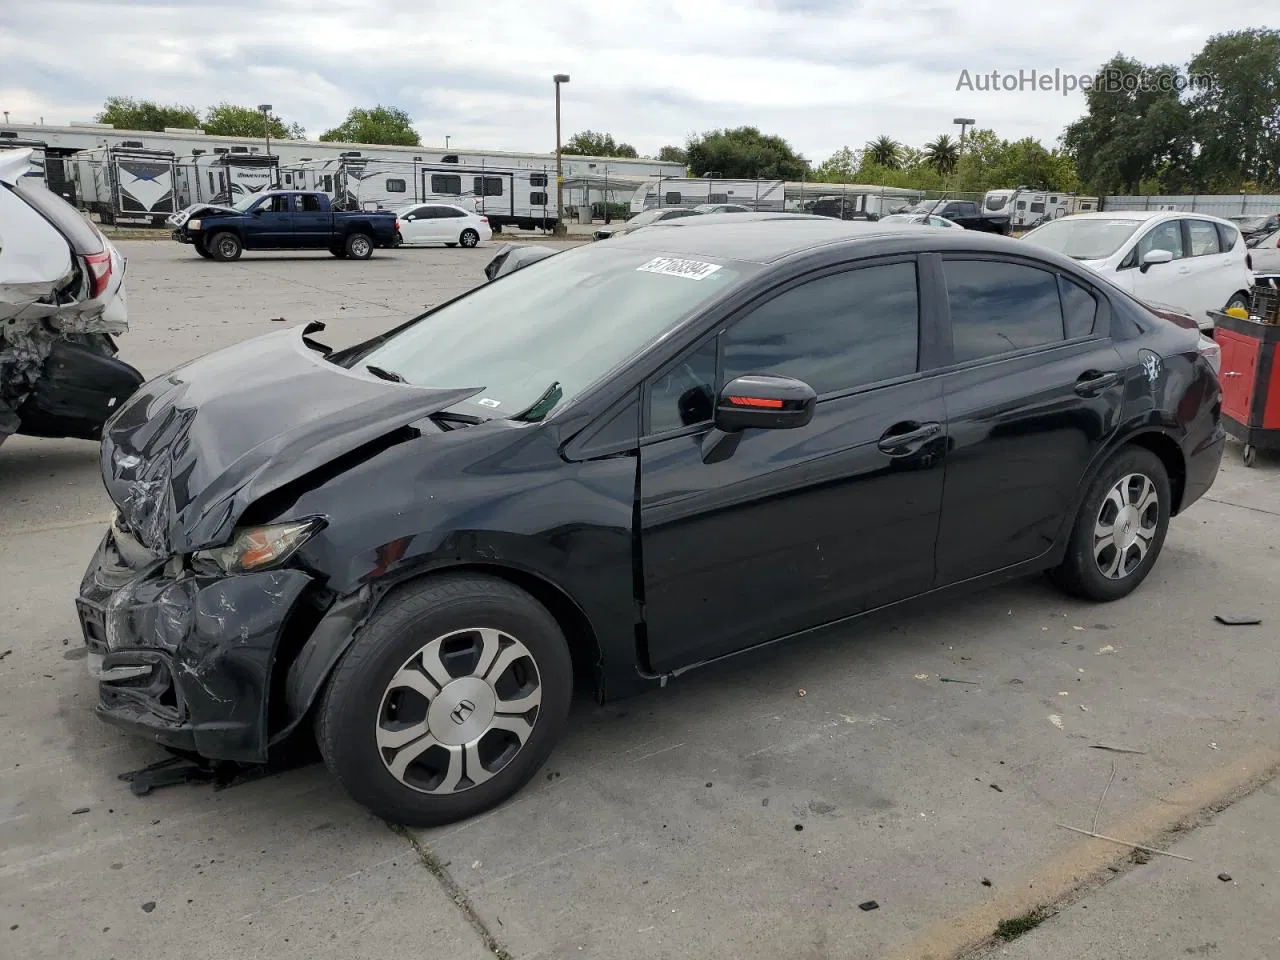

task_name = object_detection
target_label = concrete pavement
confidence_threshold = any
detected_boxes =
[1,241,1278,960]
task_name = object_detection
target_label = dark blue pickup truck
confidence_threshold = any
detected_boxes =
[169,190,399,261]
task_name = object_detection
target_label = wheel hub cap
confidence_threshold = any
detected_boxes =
[428,677,497,746]
[1093,473,1159,580]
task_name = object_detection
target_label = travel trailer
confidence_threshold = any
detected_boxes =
[982,187,1093,228]
[629,178,786,213]
[73,146,180,224]
[176,151,279,207]
[291,155,557,231]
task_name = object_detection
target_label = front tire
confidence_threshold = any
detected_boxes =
[459,228,480,248]
[345,232,374,259]
[1225,292,1251,314]
[315,574,573,827]
[209,231,242,262]
[194,241,213,260]
[1049,446,1171,601]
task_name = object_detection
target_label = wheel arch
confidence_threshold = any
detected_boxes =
[275,560,603,751]
[1123,429,1188,515]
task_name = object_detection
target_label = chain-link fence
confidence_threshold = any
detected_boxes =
[1102,195,1280,217]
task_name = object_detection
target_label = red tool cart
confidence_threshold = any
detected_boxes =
[1212,275,1280,467]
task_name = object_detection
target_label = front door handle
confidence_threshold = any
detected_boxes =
[1074,370,1122,396]
[877,421,942,456]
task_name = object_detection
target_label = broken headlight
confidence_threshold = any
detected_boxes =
[192,518,324,574]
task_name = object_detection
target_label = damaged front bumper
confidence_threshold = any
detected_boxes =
[76,518,316,762]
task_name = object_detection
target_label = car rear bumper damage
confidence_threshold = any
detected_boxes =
[76,520,316,762]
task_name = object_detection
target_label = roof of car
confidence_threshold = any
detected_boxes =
[603,214,1027,264]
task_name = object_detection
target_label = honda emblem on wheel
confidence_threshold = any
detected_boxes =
[450,699,476,724]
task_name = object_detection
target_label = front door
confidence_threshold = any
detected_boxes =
[1124,218,1193,311]
[933,256,1126,584]
[638,258,949,673]
[246,194,292,249]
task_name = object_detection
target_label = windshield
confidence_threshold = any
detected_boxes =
[1022,218,1141,260]
[356,244,752,420]
[233,192,269,211]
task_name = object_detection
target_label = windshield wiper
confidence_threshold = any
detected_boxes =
[365,364,407,383]
[511,381,563,422]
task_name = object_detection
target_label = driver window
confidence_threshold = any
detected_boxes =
[1136,220,1184,260]
[647,338,718,435]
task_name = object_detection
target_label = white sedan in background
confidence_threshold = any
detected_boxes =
[877,213,963,229]
[1021,211,1253,329]
[395,204,492,248]
[1247,228,1280,275]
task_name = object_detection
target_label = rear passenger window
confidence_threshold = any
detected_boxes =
[944,260,1063,362]
[722,262,920,396]
[1216,223,1239,251]
[1187,220,1220,256]
[1059,275,1098,339]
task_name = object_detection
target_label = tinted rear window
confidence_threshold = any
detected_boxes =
[12,177,104,255]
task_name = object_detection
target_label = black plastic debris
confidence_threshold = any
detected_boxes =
[1218,873,1233,882]
[141,902,156,913]
[859,900,880,911]
[117,752,244,796]
[0,650,11,660]
[71,807,90,815]
[1214,614,1261,626]
[990,784,1004,793]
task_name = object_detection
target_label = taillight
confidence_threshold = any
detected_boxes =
[479,216,488,223]
[84,250,112,299]
[1198,335,1221,376]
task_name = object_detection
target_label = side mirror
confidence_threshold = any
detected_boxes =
[252,207,266,216]
[1140,248,1174,272]
[713,375,816,432]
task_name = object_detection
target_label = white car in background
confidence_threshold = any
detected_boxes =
[877,213,963,229]
[395,203,492,248]
[1021,211,1253,329]
[0,148,140,447]
[1246,228,1280,275]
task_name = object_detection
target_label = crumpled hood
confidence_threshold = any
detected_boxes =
[168,203,238,227]
[101,322,482,556]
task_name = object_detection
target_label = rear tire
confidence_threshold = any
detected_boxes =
[345,232,374,259]
[1225,292,1251,313]
[209,232,242,262]
[1048,446,1171,602]
[460,228,480,248]
[315,574,573,827]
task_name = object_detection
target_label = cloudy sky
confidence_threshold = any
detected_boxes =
[0,0,1273,162]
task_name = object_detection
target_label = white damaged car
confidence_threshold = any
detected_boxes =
[0,148,141,447]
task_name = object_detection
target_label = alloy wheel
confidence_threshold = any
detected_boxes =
[350,236,372,258]
[376,627,542,794]
[219,237,239,258]
[1093,473,1159,580]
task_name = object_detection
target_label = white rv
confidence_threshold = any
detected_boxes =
[176,151,279,207]
[629,178,786,213]
[291,155,557,231]
[982,188,1076,229]
[73,146,180,225]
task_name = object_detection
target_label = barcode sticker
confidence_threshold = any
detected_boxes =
[636,257,723,280]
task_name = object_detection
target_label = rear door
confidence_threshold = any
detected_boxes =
[291,192,331,248]
[639,257,949,672]
[933,255,1126,584]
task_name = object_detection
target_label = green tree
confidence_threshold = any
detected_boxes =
[864,135,901,169]
[202,103,305,140]
[1061,54,1193,194]
[1188,28,1280,191]
[657,144,688,164]
[319,105,420,146]
[561,130,638,157]
[923,134,960,175]
[96,96,200,131]
[814,145,860,182]
[685,126,808,179]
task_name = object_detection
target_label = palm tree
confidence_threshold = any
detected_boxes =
[924,134,960,176]
[865,135,901,170]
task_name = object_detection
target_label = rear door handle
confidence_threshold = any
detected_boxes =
[877,421,942,456]
[1074,370,1122,396]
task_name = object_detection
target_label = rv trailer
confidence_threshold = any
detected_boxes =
[294,155,558,231]
[176,151,279,207]
[982,187,1076,228]
[629,178,786,213]
[73,146,180,225]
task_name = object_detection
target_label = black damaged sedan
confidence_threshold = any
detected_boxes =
[79,217,1224,825]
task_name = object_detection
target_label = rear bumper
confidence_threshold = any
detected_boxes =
[76,525,315,762]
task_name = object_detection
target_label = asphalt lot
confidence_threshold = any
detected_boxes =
[2,239,1279,960]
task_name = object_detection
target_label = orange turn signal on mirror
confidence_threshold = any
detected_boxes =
[728,396,783,408]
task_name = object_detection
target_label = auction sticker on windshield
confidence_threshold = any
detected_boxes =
[636,257,723,280]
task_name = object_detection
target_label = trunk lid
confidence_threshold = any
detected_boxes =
[102,322,482,555]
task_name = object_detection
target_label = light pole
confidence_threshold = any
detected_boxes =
[952,116,975,184]
[258,103,273,155]
[445,135,451,149]
[553,74,569,236]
